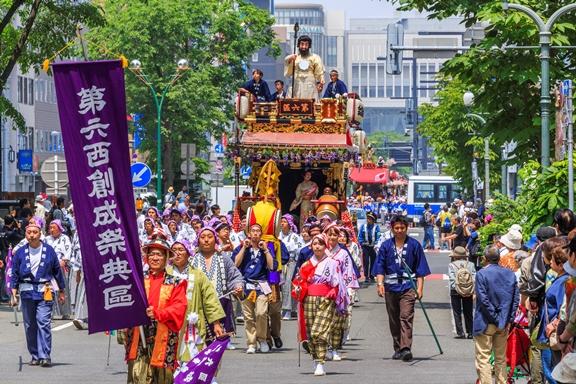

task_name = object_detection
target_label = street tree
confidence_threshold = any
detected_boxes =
[0,0,104,130]
[87,0,279,190]
[391,0,576,173]
[417,79,500,192]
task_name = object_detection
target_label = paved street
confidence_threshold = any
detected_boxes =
[0,241,495,384]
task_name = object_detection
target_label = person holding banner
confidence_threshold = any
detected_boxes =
[124,236,187,384]
[292,233,347,376]
[10,219,66,368]
[166,237,227,364]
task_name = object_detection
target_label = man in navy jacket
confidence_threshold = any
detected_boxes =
[473,246,519,384]
[323,69,348,98]
[11,219,66,367]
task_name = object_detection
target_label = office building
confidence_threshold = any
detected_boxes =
[344,17,485,135]
[1,66,63,194]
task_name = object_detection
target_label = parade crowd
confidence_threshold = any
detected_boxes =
[4,187,576,383]
[411,196,576,384]
[2,187,427,383]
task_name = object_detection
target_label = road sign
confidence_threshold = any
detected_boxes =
[214,143,224,154]
[214,159,224,174]
[131,162,152,187]
[40,155,69,194]
[180,160,196,175]
[240,165,251,180]
[563,79,572,96]
[180,143,196,159]
[17,150,33,172]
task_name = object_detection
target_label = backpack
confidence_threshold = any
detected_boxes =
[420,212,427,227]
[454,263,474,297]
[442,216,452,231]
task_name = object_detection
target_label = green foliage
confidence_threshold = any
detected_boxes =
[0,0,104,131]
[390,0,576,177]
[478,192,527,246]
[479,157,575,242]
[367,130,409,144]
[87,0,278,189]
[417,79,500,191]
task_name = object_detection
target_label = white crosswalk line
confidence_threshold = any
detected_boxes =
[52,321,74,332]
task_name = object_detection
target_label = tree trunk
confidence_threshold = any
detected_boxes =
[0,0,25,37]
[0,0,43,88]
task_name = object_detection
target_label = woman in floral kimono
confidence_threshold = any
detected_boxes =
[292,233,347,376]
[324,224,357,361]
[190,227,244,349]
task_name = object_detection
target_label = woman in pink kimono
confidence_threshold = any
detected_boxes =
[323,224,358,361]
[292,233,347,376]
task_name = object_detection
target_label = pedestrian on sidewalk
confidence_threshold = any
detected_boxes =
[473,246,519,384]
[373,215,431,362]
[448,246,475,339]
[10,218,66,367]
[358,212,380,282]
[421,203,436,250]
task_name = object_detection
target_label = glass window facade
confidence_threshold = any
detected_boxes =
[18,76,34,105]
[275,8,324,26]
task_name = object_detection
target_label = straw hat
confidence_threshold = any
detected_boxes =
[499,229,522,250]
[552,353,576,383]
[449,246,468,259]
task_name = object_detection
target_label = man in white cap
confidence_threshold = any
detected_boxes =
[34,195,47,220]
[497,228,523,272]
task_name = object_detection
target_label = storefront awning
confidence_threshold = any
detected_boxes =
[240,131,350,148]
[349,166,390,184]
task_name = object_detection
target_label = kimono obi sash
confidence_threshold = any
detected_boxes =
[307,283,333,298]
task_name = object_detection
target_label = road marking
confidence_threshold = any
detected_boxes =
[425,274,448,280]
[52,321,74,332]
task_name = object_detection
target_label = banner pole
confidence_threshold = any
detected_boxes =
[400,258,443,355]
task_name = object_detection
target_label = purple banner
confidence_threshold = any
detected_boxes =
[53,60,149,334]
[174,338,229,384]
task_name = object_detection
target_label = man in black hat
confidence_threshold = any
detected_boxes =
[358,212,380,282]
[284,35,325,99]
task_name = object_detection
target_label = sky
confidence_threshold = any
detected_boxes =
[275,0,424,20]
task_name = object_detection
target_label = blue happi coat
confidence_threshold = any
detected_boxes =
[10,242,66,300]
[372,236,430,293]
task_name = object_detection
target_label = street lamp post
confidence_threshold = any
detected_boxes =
[463,91,491,201]
[129,59,190,208]
[502,1,576,169]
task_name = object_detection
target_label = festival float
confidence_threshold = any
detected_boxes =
[230,92,366,233]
